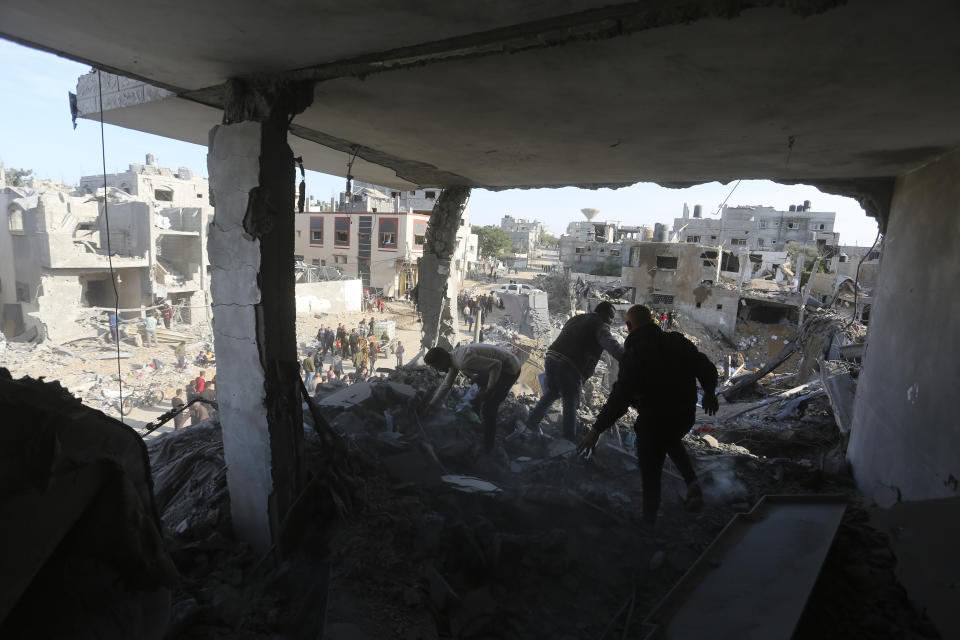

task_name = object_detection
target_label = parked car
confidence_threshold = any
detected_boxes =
[496,283,542,295]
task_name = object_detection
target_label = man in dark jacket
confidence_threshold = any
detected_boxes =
[578,304,719,525]
[525,301,624,441]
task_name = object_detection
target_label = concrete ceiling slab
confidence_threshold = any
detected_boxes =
[0,0,622,90]
[7,0,960,208]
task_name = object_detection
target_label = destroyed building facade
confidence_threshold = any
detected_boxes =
[499,214,544,254]
[621,241,741,336]
[558,218,651,271]
[0,159,211,341]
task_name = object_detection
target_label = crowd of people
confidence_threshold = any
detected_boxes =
[302,316,402,392]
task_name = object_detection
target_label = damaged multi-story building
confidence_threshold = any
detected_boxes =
[622,239,825,337]
[293,180,477,296]
[674,202,839,254]
[558,218,650,271]
[499,214,544,254]
[0,157,211,341]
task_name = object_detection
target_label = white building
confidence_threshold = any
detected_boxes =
[673,202,839,253]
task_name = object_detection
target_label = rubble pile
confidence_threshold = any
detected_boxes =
[136,350,936,638]
[531,271,571,314]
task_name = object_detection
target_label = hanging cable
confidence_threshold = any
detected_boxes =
[712,179,742,217]
[848,228,881,328]
[97,70,125,422]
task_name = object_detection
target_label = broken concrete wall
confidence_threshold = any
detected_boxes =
[848,148,960,504]
[294,279,362,313]
[500,291,551,342]
[98,201,151,259]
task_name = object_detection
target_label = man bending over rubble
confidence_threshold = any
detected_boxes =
[577,304,719,525]
[421,343,522,452]
[525,300,624,442]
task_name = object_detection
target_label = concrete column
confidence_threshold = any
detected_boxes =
[207,81,311,554]
[419,186,471,352]
[848,148,960,504]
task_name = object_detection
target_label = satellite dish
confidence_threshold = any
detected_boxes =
[581,208,599,221]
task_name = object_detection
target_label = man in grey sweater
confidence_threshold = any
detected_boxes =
[422,343,522,451]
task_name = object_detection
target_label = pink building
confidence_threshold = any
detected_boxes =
[294,210,429,297]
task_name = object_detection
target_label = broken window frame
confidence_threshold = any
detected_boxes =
[378,217,398,249]
[686,235,701,243]
[334,217,350,246]
[413,220,427,247]
[7,208,25,233]
[656,255,679,269]
[154,187,174,202]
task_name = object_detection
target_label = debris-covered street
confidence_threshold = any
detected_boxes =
[3,268,938,638]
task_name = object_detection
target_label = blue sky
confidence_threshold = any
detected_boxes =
[0,39,880,245]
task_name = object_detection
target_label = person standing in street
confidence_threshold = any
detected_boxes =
[172,389,188,430]
[421,343,522,452]
[144,312,159,347]
[161,302,173,329]
[395,340,405,368]
[577,305,718,525]
[525,301,624,442]
[368,335,379,371]
[175,341,187,371]
[108,312,119,343]
[302,351,316,390]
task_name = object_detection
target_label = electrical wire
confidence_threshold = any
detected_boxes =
[97,70,125,422]
[848,227,881,327]
[712,179,742,217]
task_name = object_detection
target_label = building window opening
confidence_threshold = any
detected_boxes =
[414,220,427,247]
[716,304,723,310]
[335,217,350,246]
[425,191,437,199]
[686,235,701,243]
[154,188,174,202]
[656,256,678,269]
[310,217,323,244]
[731,238,747,246]
[650,293,674,305]
[379,218,398,248]
[696,301,702,308]
[7,208,24,233]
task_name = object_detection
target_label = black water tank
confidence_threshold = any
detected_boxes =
[693,205,702,218]
[803,200,811,210]
[789,204,796,212]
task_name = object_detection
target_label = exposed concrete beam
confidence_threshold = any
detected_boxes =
[288,124,474,188]
[182,0,846,107]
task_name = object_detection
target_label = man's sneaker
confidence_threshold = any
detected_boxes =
[685,481,704,512]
